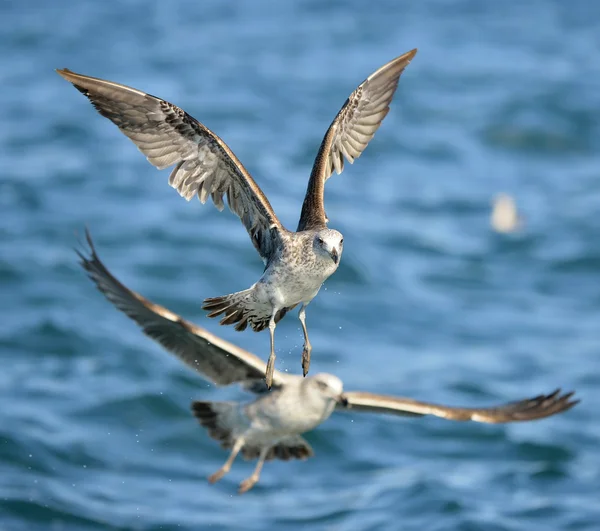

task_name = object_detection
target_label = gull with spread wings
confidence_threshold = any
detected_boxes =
[77,231,579,494]
[58,49,417,387]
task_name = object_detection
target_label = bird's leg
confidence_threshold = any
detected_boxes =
[265,314,277,389]
[238,447,269,494]
[208,438,244,484]
[298,304,312,377]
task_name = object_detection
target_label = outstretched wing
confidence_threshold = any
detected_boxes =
[58,69,285,263]
[338,389,578,423]
[76,229,289,392]
[297,49,417,231]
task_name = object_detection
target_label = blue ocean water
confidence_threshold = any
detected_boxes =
[1,0,599,529]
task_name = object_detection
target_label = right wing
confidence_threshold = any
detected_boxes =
[338,389,578,423]
[58,69,285,263]
[297,49,417,231]
[76,229,288,391]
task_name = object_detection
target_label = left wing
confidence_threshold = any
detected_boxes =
[297,49,417,231]
[58,69,286,263]
[337,389,578,423]
[76,229,291,391]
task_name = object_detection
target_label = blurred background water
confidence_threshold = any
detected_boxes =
[1,0,599,529]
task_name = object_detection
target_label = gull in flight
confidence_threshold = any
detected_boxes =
[58,49,417,388]
[77,231,579,494]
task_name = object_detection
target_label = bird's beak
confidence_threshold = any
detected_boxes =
[337,394,349,407]
[330,248,339,265]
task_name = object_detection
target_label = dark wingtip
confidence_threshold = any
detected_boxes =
[73,226,108,291]
[560,391,580,410]
[73,225,96,264]
[84,225,96,255]
[73,227,88,263]
[531,389,579,418]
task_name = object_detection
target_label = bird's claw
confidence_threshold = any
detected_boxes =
[265,357,275,389]
[238,476,258,494]
[301,345,311,377]
[208,468,227,484]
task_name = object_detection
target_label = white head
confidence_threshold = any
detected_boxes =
[305,373,345,409]
[292,373,345,429]
[313,229,344,266]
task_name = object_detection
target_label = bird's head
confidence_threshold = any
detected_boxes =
[307,373,345,406]
[313,229,343,265]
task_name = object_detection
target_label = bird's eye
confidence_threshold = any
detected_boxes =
[317,237,324,245]
[340,238,344,244]
[316,380,328,391]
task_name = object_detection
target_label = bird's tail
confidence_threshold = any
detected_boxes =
[202,288,294,332]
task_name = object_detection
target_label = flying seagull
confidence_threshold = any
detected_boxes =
[58,48,417,388]
[77,231,579,494]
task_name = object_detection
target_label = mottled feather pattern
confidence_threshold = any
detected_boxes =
[150,100,284,262]
[201,230,331,335]
[57,68,283,264]
[297,48,417,231]
[202,290,294,332]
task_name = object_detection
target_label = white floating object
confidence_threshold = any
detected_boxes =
[491,193,522,233]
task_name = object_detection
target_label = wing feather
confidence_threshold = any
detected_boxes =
[76,229,288,392]
[297,49,417,231]
[338,389,579,423]
[58,69,285,262]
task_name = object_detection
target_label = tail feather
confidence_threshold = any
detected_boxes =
[240,437,313,461]
[202,288,296,332]
[269,437,314,461]
[202,289,254,332]
[220,308,245,327]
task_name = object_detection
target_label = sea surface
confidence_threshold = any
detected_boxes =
[1,1,599,529]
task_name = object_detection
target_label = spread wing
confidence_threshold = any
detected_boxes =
[297,49,417,231]
[58,69,285,263]
[76,229,289,392]
[338,389,578,423]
